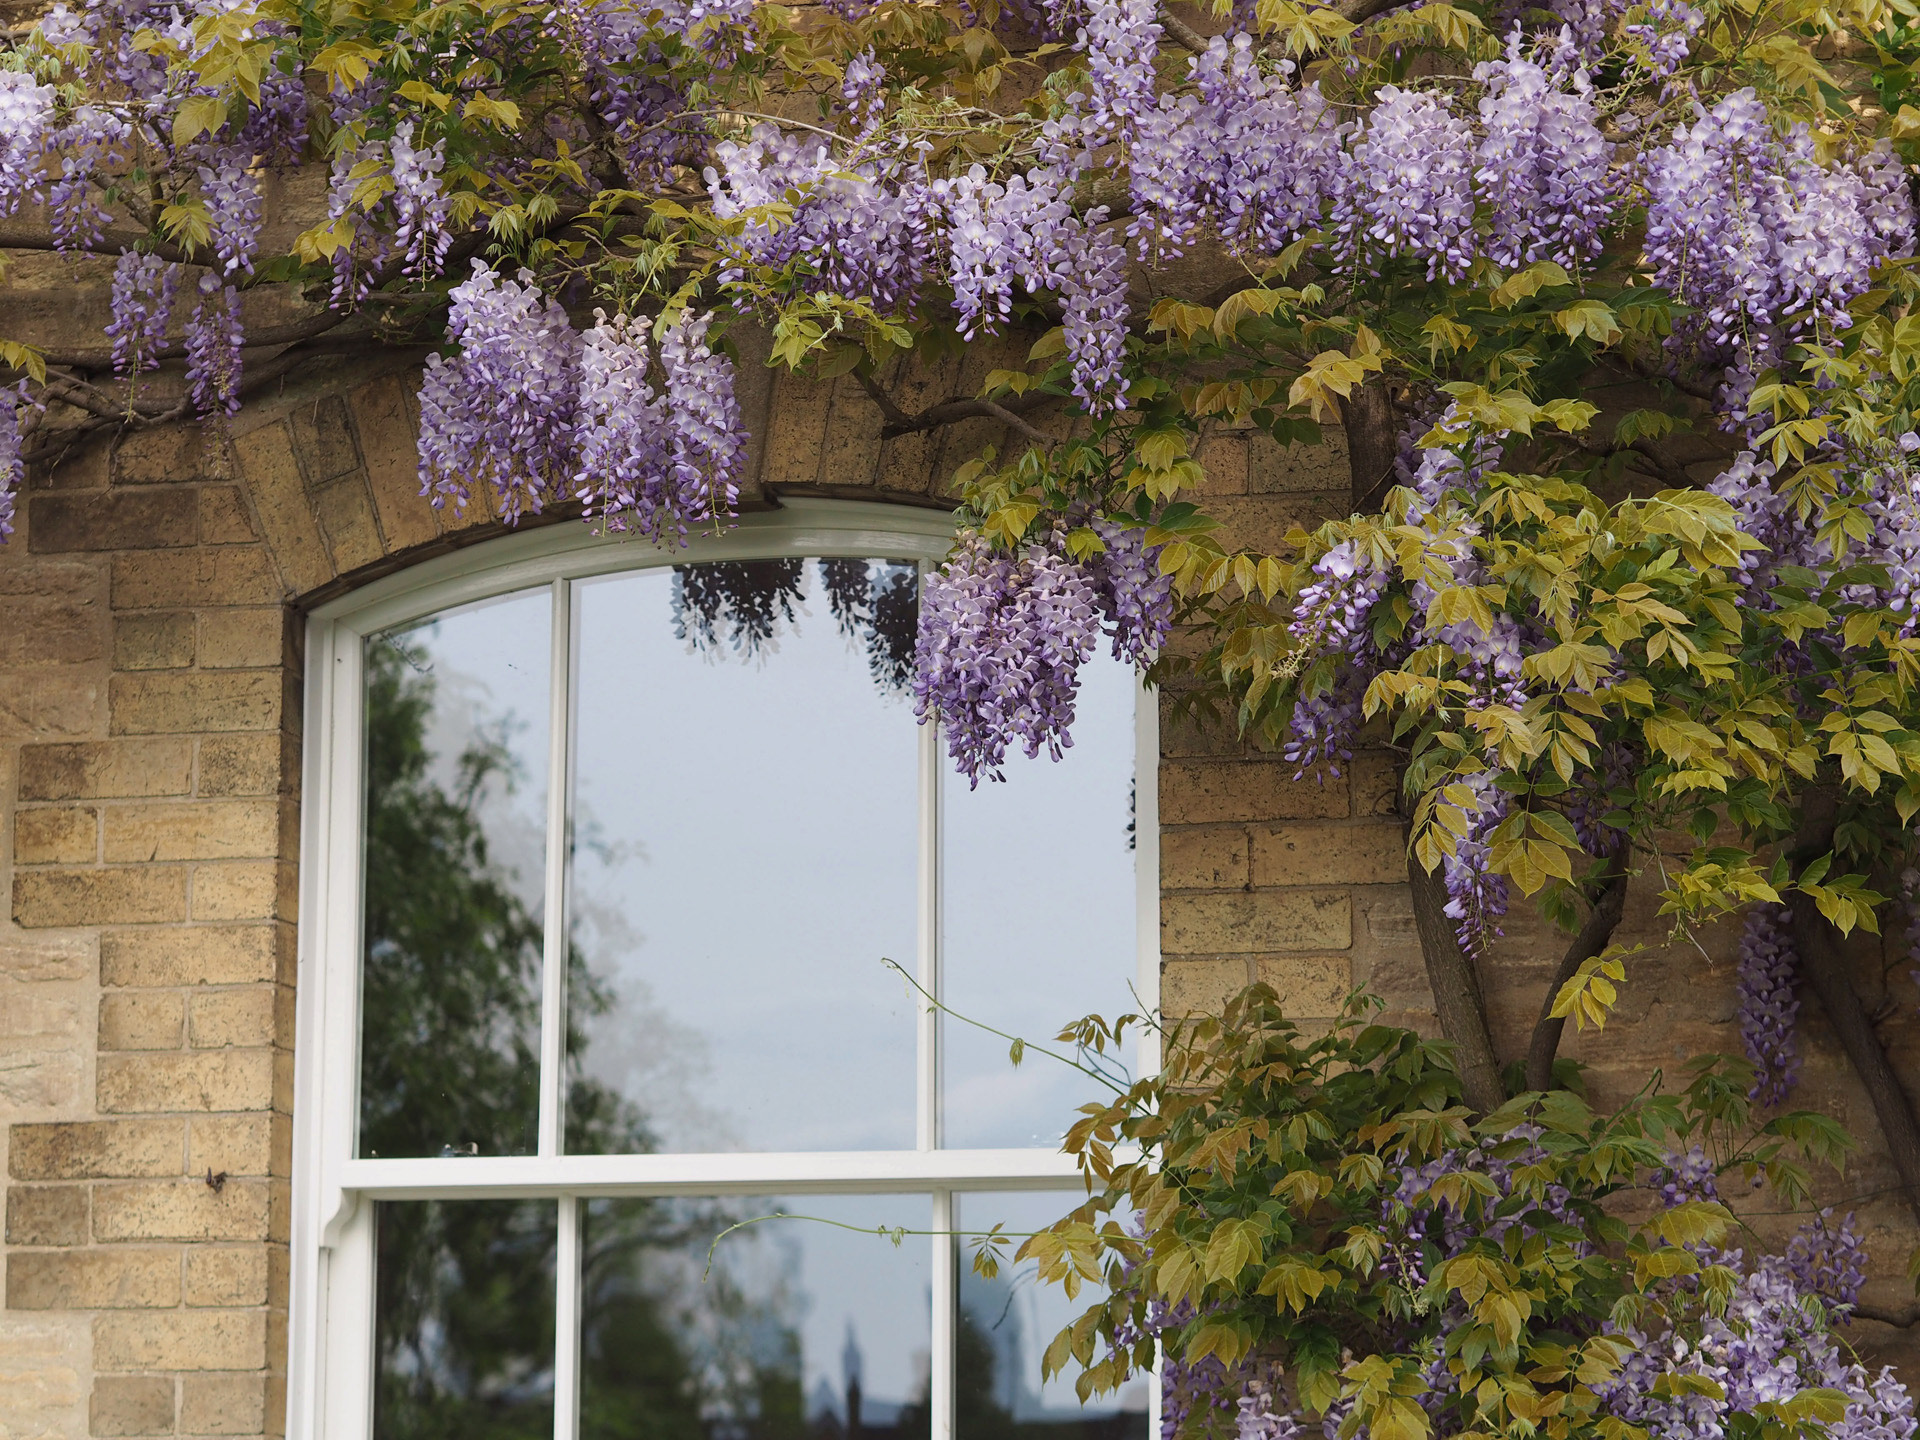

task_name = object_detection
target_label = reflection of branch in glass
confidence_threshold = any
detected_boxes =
[673,560,806,658]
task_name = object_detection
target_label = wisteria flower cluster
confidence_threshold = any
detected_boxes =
[419,263,746,539]
[912,525,1173,783]
[1737,903,1801,1107]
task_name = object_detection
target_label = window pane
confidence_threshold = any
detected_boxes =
[567,560,920,1155]
[956,1193,1147,1440]
[941,653,1140,1149]
[373,1198,558,1440]
[579,1193,932,1440]
[360,590,551,1159]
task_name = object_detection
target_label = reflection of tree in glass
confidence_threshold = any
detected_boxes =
[672,559,919,693]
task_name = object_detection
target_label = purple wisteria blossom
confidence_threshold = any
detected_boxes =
[1737,903,1800,1106]
[1473,33,1615,272]
[195,145,262,277]
[105,251,177,377]
[0,70,54,217]
[389,122,452,280]
[1334,85,1477,282]
[184,274,244,417]
[0,381,29,542]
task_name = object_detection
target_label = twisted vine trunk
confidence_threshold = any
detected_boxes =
[1407,852,1509,1115]
[1523,857,1631,1093]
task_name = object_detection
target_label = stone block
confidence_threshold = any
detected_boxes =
[18,738,195,801]
[90,1179,270,1243]
[14,867,190,928]
[0,1047,84,1108]
[197,608,285,670]
[10,1119,185,1180]
[7,1248,182,1310]
[287,393,363,483]
[113,611,196,670]
[113,547,282,610]
[0,666,102,738]
[93,1309,267,1372]
[1250,433,1350,494]
[1161,826,1249,890]
[1252,823,1406,888]
[312,473,386,574]
[1350,750,1401,820]
[188,988,285,1049]
[15,805,98,864]
[1253,954,1354,1018]
[1161,890,1351,955]
[1194,432,1249,496]
[0,596,105,667]
[188,1115,287,1179]
[91,1374,177,1438]
[761,370,834,486]
[185,1246,270,1307]
[99,990,187,1050]
[102,800,282,863]
[0,933,93,983]
[200,484,261,545]
[0,986,83,1042]
[101,925,286,987]
[0,1316,86,1439]
[113,423,204,485]
[29,491,198,553]
[1161,957,1251,1016]
[350,372,439,555]
[196,733,290,799]
[7,1184,89,1245]
[192,862,295,923]
[109,671,285,736]
[1161,760,1348,824]
[181,1372,267,1435]
[97,1050,277,1114]
[233,420,333,594]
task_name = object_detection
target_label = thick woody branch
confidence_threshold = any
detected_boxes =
[1407,851,1508,1116]
[1158,6,1210,52]
[1523,853,1631,1092]
[853,370,1055,444]
[1855,1302,1920,1327]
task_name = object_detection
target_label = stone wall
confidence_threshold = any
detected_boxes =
[2,348,1919,1438]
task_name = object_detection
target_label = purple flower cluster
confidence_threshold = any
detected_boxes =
[1786,1210,1867,1310]
[1334,86,1477,282]
[388,122,452,280]
[1624,0,1702,76]
[0,381,30,542]
[195,145,263,277]
[1282,541,1387,781]
[1077,0,1161,142]
[1440,771,1512,957]
[1646,90,1916,365]
[105,251,177,377]
[47,106,131,251]
[1474,35,1615,272]
[0,71,54,218]
[184,275,244,418]
[1737,903,1800,1107]
[913,523,1173,783]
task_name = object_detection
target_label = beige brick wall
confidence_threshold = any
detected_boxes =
[2,352,1919,1437]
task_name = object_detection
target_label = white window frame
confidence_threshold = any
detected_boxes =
[287,498,1161,1440]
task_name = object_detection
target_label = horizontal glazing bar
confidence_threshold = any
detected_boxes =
[336,1146,1132,1199]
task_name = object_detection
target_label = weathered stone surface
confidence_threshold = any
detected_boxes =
[17,738,194,800]
[1161,890,1352,954]
[7,1247,183,1309]
[13,867,190,927]
[91,1374,177,1438]
[10,1119,185,1180]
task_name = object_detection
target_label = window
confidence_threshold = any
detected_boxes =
[290,501,1160,1440]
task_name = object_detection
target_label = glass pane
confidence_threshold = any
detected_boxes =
[373,1198,558,1439]
[941,653,1139,1149]
[359,590,552,1159]
[567,560,920,1155]
[956,1192,1147,1440]
[579,1193,932,1440]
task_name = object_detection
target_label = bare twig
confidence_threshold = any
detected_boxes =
[853,370,1055,444]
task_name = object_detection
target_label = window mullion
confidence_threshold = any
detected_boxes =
[538,577,575,1158]
[553,1196,582,1440]
[930,1187,956,1440]
[918,710,942,1152]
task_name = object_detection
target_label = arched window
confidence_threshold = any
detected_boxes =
[289,501,1160,1440]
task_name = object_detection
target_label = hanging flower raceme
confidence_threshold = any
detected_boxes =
[661,309,748,533]
[195,144,263,277]
[104,251,177,376]
[388,122,452,280]
[1077,0,1161,142]
[1334,86,1477,282]
[417,261,585,522]
[0,70,54,217]
[185,274,244,417]
[0,380,32,543]
[1737,903,1800,1106]
[914,523,1173,784]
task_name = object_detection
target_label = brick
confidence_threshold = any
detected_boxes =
[1194,432,1250,496]
[13,867,189,927]
[1161,890,1351,954]
[197,608,284,670]
[200,483,261,545]
[1161,827,1249,889]
[0,933,93,982]
[7,1248,182,1310]
[99,990,187,1050]
[196,733,290,799]
[113,546,282,610]
[188,1115,287,1179]
[18,738,195,801]
[113,423,205,484]
[0,597,105,667]
[350,373,440,554]
[98,1050,277,1113]
[1254,954,1354,1018]
[1251,433,1350,493]
[0,667,101,738]
[312,473,386,574]
[761,370,834,486]
[102,800,282,863]
[189,988,284,1049]
[10,1120,184,1180]
[94,1309,267,1372]
[191,861,295,922]
[7,1184,89,1245]
[114,611,196,669]
[91,1180,270,1243]
[14,805,98,863]
[29,490,198,552]
[1161,760,1348,824]
[0,987,83,1042]
[1161,958,1251,1015]
[101,925,286,987]
[181,1372,267,1434]
[109,671,285,735]
[1252,823,1406,888]
[91,1375,177,1438]
[1207,494,1345,557]
[288,393,364,483]
[1351,750,1401,820]
[0,1047,84,1108]
[185,1246,270,1307]
[233,420,333,594]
